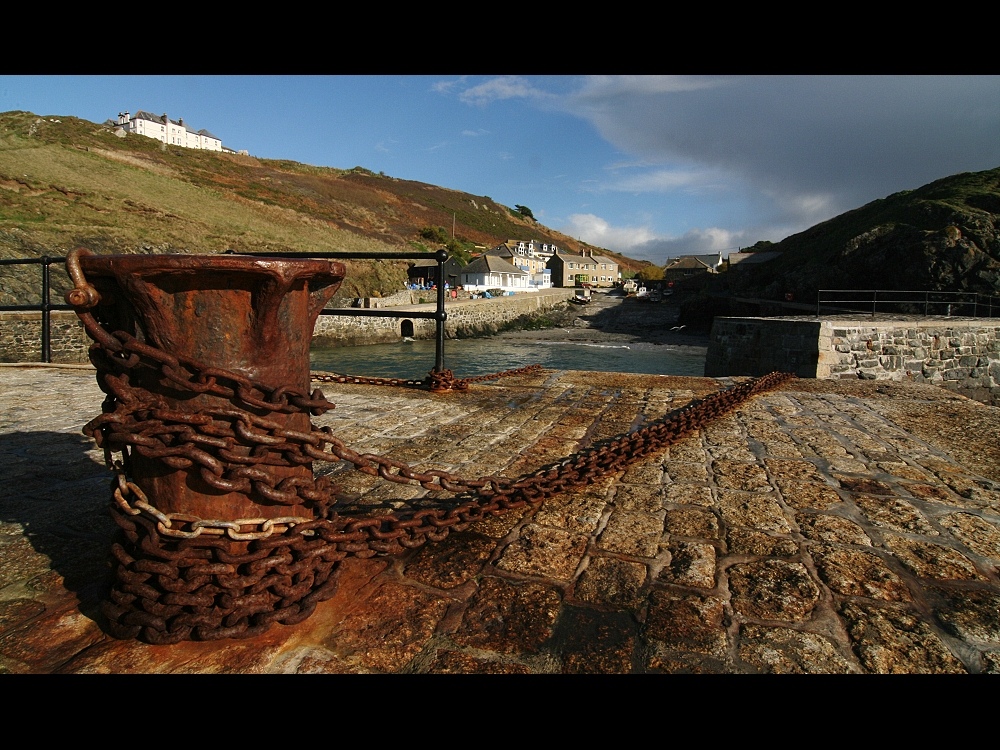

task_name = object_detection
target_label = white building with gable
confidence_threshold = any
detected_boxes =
[113,110,223,152]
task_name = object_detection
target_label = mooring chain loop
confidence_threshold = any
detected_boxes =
[66,248,795,643]
[86,318,793,520]
[309,364,544,393]
[103,370,796,552]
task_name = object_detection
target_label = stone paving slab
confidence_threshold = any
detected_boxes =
[2,364,1000,673]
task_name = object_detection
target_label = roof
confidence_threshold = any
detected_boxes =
[693,252,723,267]
[550,251,591,262]
[665,256,713,270]
[129,111,218,140]
[461,255,526,275]
[132,110,166,124]
[485,245,516,259]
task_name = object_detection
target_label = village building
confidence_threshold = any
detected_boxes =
[547,250,619,288]
[406,257,466,288]
[459,255,530,292]
[486,243,551,289]
[694,251,725,272]
[507,239,559,261]
[111,110,223,152]
[662,253,723,284]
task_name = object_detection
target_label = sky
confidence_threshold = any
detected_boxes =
[3,75,1000,263]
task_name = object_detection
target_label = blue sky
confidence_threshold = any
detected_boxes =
[4,75,1000,262]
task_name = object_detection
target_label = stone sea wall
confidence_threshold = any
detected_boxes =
[312,289,576,346]
[0,311,91,364]
[707,316,1000,395]
[0,290,576,363]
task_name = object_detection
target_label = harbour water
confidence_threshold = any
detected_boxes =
[311,336,707,379]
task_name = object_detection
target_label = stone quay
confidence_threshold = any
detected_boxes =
[2,363,1000,673]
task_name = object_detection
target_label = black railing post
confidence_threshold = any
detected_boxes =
[41,256,51,363]
[435,249,448,373]
[0,256,72,363]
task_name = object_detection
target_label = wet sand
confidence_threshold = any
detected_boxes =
[493,290,710,354]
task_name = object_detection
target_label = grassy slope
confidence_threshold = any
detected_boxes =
[0,111,640,303]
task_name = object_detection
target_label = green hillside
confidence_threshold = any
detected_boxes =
[0,110,637,304]
[721,167,1000,302]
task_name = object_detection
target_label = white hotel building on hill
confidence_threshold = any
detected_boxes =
[112,110,224,152]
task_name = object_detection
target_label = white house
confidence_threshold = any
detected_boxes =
[460,255,530,292]
[486,243,551,289]
[114,110,223,152]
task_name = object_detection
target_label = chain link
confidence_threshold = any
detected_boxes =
[310,363,544,392]
[66,248,795,643]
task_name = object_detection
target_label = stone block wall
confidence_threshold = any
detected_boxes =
[821,320,1000,389]
[312,290,575,346]
[705,318,822,378]
[0,311,91,364]
[707,316,1000,392]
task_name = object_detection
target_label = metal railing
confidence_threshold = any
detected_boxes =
[816,289,998,319]
[0,250,452,368]
[0,256,73,362]
[228,249,450,372]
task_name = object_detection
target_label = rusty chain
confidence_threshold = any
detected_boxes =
[310,363,544,392]
[66,248,795,643]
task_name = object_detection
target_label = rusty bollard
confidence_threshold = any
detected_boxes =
[66,249,347,643]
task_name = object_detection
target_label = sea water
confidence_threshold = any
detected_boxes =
[310,337,707,379]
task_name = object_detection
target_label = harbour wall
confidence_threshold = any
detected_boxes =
[0,289,577,364]
[312,289,575,347]
[706,315,1000,398]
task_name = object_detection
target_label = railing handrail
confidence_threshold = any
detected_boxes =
[816,289,997,319]
[230,249,450,372]
[1,250,453,369]
[0,255,73,362]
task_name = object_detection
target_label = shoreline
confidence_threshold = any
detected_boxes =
[491,325,710,355]
[490,292,710,353]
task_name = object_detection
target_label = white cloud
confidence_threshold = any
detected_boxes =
[626,228,749,263]
[430,77,466,95]
[443,75,1000,254]
[576,75,729,97]
[557,75,1000,233]
[560,213,658,251]
[764,190,838,229]
[599,167,723,194]
[561,212,768,264]
[455,76,551,106]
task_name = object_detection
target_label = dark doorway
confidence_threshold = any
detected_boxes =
[400,319,415,338]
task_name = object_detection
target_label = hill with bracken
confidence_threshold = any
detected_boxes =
[673,165,1000,326]
[720,167,1000,300]
[0,110,642,304]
